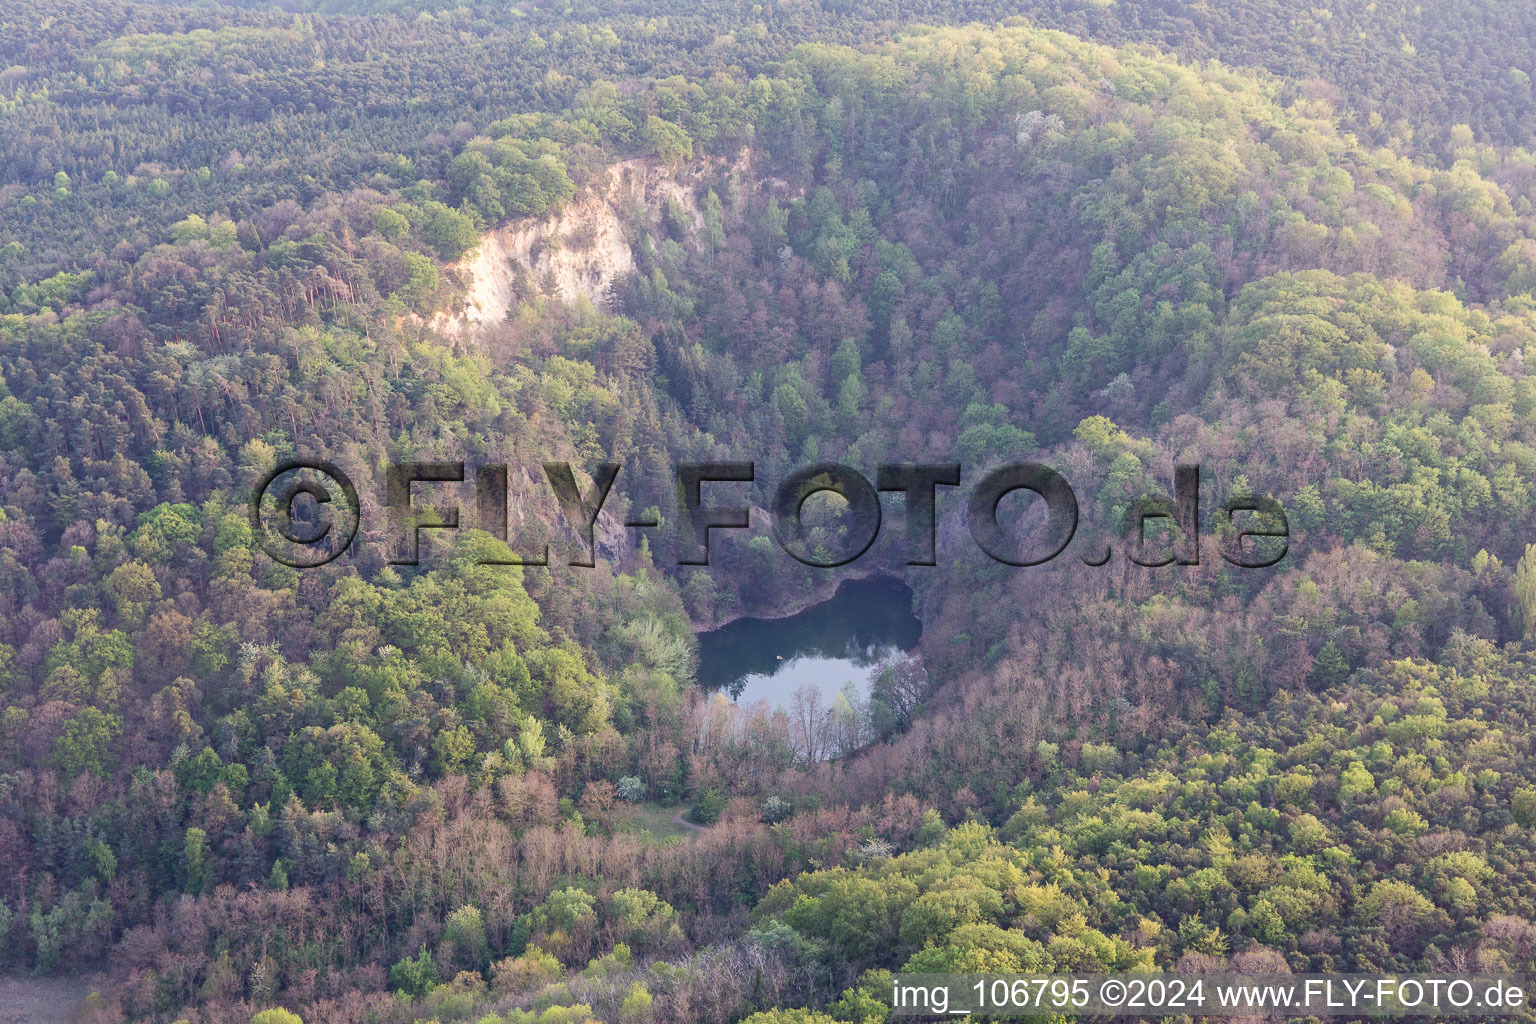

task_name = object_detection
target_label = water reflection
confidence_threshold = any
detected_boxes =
[696,577,922,707]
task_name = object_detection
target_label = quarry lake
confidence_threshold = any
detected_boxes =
[697,577,923,708]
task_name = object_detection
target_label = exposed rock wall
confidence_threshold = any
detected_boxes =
[434,156,731,335]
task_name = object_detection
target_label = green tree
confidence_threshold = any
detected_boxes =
[51,707,122,779]
[1497,238,1536,296]
[419,201,480,260]
[184,827,210,894]
[377,207,410,240]
[642,116,693,165]
[618,981,654,1023]
[1512,543,1536,638]
[390,944,441,997]
[251,1010,304,1024]
[1358,880,1437,947]
[443,904,490,971]
[1512,786,1536,827]
[690,788,726,824]
[915,808,947,847]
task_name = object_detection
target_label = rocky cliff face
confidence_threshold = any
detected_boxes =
[434,155,733,335]
[424,151,775,564]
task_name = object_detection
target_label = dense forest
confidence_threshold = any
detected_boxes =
[5,0,1536,1022]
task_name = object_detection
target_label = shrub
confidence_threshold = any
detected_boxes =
[691,788,726,825]
[390,944,441,997]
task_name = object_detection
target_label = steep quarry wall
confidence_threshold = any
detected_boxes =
[435,155,736,335]
[424,152,765,562]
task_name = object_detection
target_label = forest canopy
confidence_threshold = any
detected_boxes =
[4,1,1536,1023]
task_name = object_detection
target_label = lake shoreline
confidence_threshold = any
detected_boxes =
[694,575,923,707]
[688,566,903,633]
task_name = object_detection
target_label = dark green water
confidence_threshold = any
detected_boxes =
[696,576,922,707]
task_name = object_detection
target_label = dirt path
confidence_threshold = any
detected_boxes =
[672,808,705,831]
[0,974,103,1024]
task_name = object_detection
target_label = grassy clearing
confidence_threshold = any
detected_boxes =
[615,803,699,842]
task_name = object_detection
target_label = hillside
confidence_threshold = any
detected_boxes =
[3,3,1536,1024]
